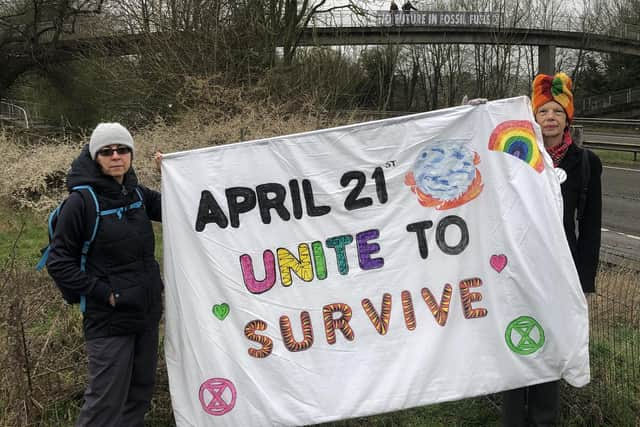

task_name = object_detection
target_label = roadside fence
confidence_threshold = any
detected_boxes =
[0,99,31,128]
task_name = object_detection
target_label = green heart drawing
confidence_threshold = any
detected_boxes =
[212,303,230,321]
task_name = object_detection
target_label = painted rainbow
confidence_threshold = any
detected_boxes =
[488,120,544,173]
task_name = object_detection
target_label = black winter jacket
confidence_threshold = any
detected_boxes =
[558,143,602,293]
[47,145,163,339]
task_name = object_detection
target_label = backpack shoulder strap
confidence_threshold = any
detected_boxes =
[70,186,100,312]
[135,186,144,203]
[35,204,65,271]
[36,185,100,272]
[99,186,144,219]
[577,148,591,222]
[69,185,101,271]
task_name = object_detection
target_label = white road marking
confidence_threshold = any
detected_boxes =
[603,165,640,172]
[601,228,640,240]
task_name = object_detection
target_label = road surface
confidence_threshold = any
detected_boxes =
[601,165,640,269]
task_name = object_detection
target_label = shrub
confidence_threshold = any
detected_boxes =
[0,131,80,211]
[0,89,359,212]
[0,266,85,426]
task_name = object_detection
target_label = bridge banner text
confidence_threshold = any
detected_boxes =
[376,10,501,26]
[161,96,589,426]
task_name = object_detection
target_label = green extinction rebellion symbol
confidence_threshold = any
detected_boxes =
[505,316,545,355]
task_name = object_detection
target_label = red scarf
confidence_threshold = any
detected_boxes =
[546,129,572,167]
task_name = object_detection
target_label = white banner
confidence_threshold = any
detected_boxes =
[162,96,589,426]
[375,11,501,27]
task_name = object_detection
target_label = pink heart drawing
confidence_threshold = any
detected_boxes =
[490,254,508,273]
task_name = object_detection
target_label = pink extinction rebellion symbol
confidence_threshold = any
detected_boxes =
[198,378,237,416]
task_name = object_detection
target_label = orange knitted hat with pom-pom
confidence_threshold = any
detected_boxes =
[531,72,574,122]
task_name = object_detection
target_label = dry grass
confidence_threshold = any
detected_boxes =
[0,267,85,427]
[0,95,366,425]
[0,131,81,211]
[1,86,362,212]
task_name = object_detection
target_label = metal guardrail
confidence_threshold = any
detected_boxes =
[574,119,640,160]
[0,100,30,128]
[582,140,640,160]
[575,117,640,125]
[574,117,640,129]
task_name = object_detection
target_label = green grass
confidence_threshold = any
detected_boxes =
[0,202,164,266]
[561,330,640,426]
[1,200,637,427]
[321,397,500,426]
[36,399,81,427]
[0,202,47,266]
[592,149,640,168]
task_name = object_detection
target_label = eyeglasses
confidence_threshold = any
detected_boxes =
[536,108,566,117]
[97,146,132,157]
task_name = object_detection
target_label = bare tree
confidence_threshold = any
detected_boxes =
[0,0,105,96]
[444,44,464,105]
[397,47,420,110]
[244,0,361,66]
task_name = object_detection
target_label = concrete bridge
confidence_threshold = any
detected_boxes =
[300,26,640,74]
[5,10,640,76]
[300,10,640,74]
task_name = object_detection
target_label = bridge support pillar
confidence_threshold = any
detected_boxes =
[538,46,556,74]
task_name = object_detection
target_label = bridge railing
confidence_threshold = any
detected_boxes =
[12,8,640,45]
[308,10,640,42]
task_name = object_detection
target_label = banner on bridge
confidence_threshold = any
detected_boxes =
[162,96,589,426]
[376,10,501,26]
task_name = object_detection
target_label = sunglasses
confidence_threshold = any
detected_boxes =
[97,146,132,157]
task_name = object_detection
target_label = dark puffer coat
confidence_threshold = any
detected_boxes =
[558,143,602,293]
[47,145,163,339]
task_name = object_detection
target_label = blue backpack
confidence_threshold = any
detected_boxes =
[37,185,144,307]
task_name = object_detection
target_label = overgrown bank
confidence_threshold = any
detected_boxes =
[1,100,638,426]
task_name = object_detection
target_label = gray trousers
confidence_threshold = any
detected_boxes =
[502,380,560,427]
[76,326,159,427]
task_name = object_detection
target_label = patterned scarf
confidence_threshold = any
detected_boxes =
[546,129,573,167]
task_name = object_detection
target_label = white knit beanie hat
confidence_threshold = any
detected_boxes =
[89,123,135,159]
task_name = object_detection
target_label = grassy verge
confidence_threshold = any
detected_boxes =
[0,202,47,267]
[591,149,640,168]
[2,208,638,426]
[322,397,500,426]
[0,128,637,425]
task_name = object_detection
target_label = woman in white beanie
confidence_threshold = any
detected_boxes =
[46,122,163,426]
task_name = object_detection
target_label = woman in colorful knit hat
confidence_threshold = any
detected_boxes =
[502,73,603,426]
